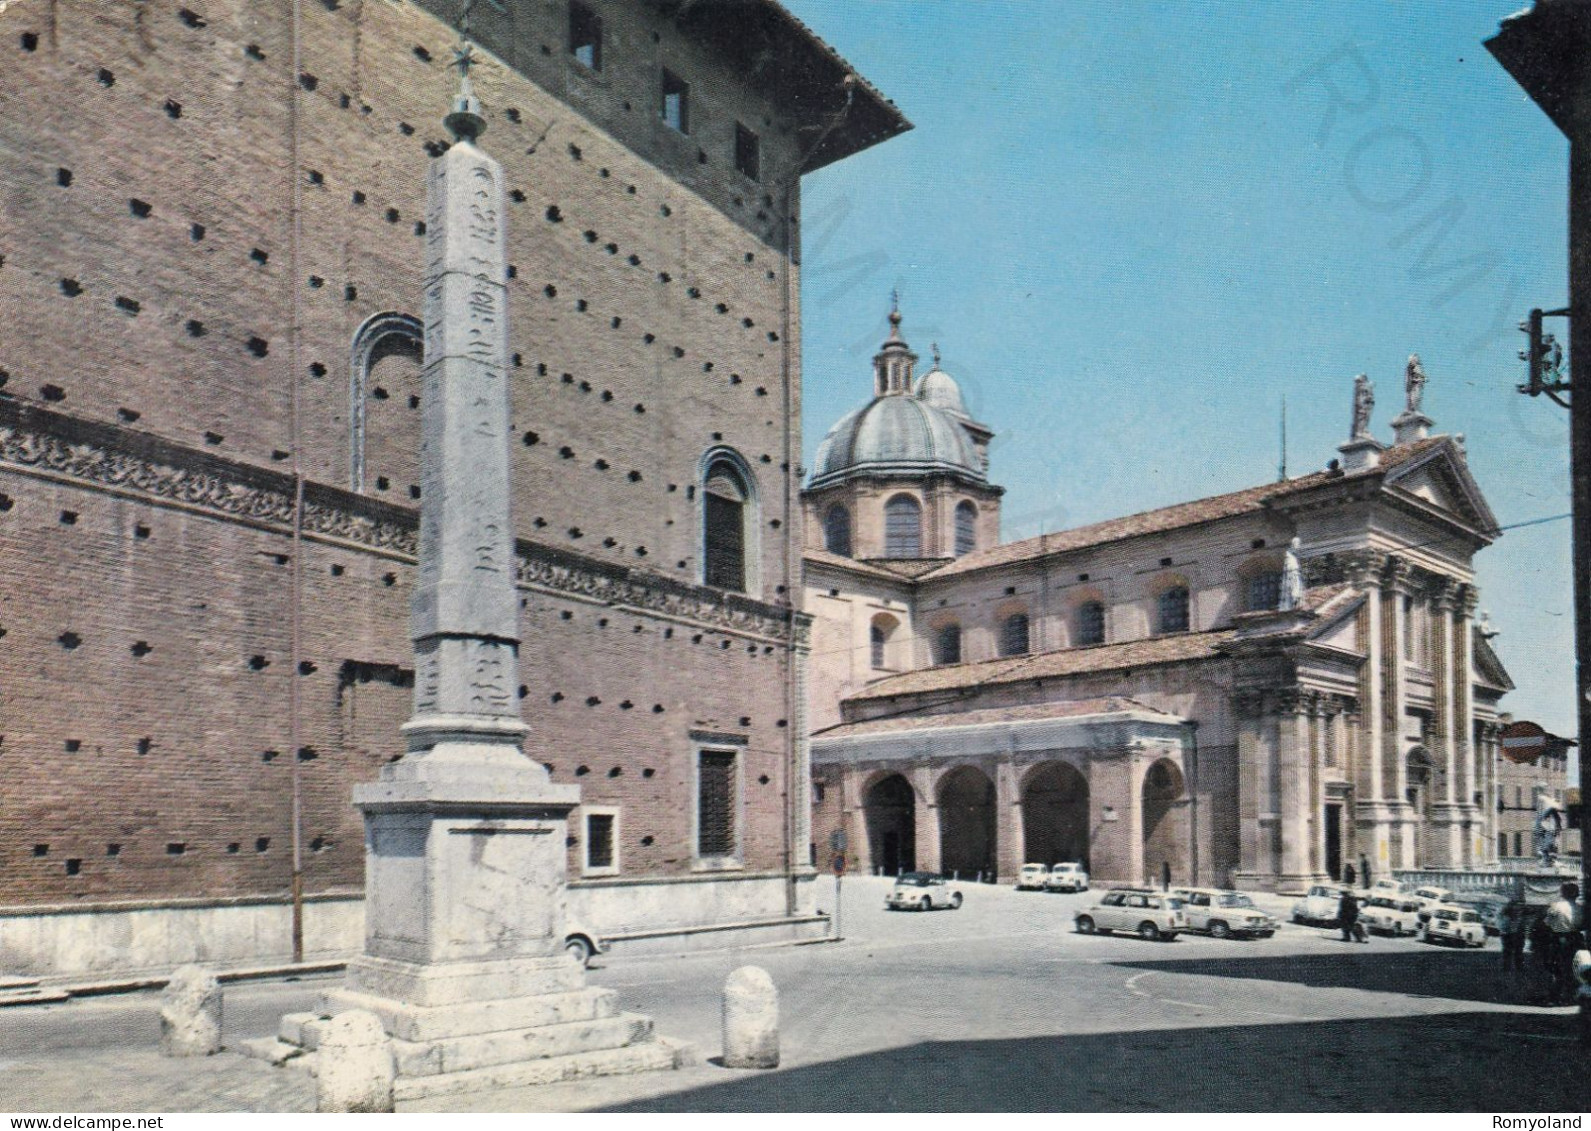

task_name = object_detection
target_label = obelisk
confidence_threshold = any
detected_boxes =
[343,43,581,1011]
[250,41,685,1098]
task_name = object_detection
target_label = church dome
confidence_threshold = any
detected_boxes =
[808,392,983,489]
[915,366,967,417]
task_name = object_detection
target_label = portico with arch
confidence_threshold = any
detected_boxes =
[815,702,1197,886]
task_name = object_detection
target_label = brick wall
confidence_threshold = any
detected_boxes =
[0,0,821,908]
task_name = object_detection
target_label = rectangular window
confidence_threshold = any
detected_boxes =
[1075,602,1105,646]
[569,2,601,71]
[697,750,737,858]
[1248,572,1281,612]
[583,808,618,875]
[735,123,760,181]
[661,69,689,134]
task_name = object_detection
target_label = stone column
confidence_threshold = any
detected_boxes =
[1276,690,1312,890]
[1086,748,1139,885]
[1430,577,1462,866]
[841,769,870,875]
[1232,690,1266,884]
[1349,553,1394,874]
[1382,557,1416,869]
[1457,586,1479,865]
[912,764,940,873]
[996,758,1023,881]
[1310,694,1329,881]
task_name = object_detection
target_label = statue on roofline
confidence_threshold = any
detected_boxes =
[1279,536,1304,612]
[1405,354,1428,415]
[1350,374,1374,440]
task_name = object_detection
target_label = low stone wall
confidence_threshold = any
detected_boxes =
[0,893,362,984]
[0,872,826,983]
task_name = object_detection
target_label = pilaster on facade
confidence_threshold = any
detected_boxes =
[1383,555,1413,809]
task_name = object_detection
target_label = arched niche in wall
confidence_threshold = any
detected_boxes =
[349,311,423,495]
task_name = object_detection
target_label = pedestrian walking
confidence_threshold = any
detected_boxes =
[1344,862,1357,887]
[1545,882,1583,1004]
[1499,898,1527,973]
[1338,888,1365,943]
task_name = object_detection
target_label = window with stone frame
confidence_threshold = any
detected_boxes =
[569,1,602,71]
[1075,600,1105,646]
[824,504,852,557]
[954,500,978,556]
[661,68,689,134]
[583,808,618,876]
[696,750,738,859]
[703,457,749,592]
[934,623,962,666]
[884,494,921,557]
[1247,571,1282,612]
[999,613,1030,657]
[1157,586,1190,635]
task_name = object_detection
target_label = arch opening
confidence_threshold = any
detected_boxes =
[1022,761,1089,868]
[938,765,995,878]
[1141,757,1188,886]
[863,773,915,875]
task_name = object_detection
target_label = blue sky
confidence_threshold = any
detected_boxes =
[787,0,1575,737]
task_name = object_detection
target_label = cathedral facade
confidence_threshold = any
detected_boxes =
[805,314,1510,893]
[0,0,904,978]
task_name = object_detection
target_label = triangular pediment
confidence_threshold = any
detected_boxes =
[1381,439,1501,540]
[1473,634,1515,692]
[1305,588,1365,654]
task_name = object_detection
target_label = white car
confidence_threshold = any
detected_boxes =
[564,920,609,967]
[1074,889,1185,941]
[1044,862,1090,893]
[1291,884,1344,926]
[1016,863,1051,891]
[1424,904,1487,947]
[1410,886,1454,932]
[1363,896,1424,936]
[1171,888,1277,939]
[886,872,964,911]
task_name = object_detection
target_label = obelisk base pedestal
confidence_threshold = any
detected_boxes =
[244,762,692,1098]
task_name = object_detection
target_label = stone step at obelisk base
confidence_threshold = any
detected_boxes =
[241,967,692,1101]
[242,31,691,1101]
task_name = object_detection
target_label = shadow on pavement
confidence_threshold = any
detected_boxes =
[601,1011,1580,1112]
[1110,947,1535,1005]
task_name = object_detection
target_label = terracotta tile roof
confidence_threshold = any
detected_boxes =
[846,629,1236,703]
[923,437,1453,580]
[814,695,1182,740]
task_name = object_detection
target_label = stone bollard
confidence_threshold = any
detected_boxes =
[317,1009,395,1114]
[158,964,222,1057]
[722,965,779,1069]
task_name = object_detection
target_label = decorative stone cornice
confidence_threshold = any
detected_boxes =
[1458,584,1480,618]
[0,399,808,646]
[1432,575,1459,613]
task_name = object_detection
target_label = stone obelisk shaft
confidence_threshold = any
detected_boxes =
[402,136,527,762]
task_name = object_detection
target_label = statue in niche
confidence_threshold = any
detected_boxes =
[1405,354,1428,415]
[1350,374,1374,440]
[1279,536,1304,611]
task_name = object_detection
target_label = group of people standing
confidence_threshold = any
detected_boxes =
[1498,882,1588,1032]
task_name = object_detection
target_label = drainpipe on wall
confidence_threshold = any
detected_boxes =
[1187,719,1200,887]
[287,0,306,963]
